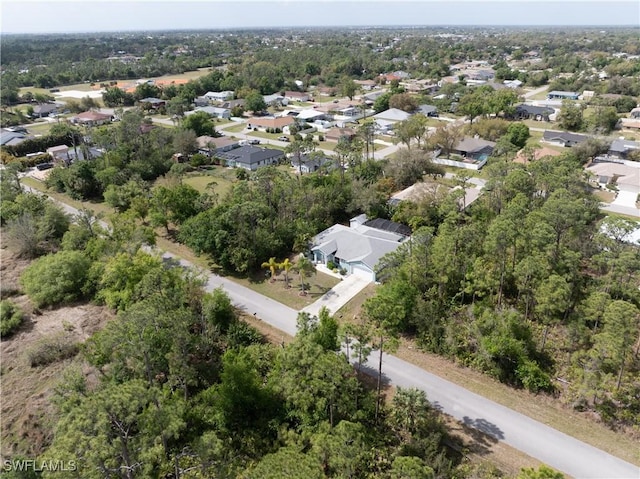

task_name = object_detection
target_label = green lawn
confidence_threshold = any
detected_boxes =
[182,173,234,198]
[221,123,247,133]
[232,266,341,310]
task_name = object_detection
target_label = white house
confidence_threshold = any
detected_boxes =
[310,214,410,282]
[204,91,234,101]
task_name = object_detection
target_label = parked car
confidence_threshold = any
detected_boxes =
[35,162,54,171]
[248,139,260,145]
[278,136,289,142]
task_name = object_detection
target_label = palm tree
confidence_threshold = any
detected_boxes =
[279,258,293,288]
[261,257,279,283]
[294,256,316,295]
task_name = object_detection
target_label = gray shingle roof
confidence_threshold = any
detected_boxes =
[217,146,283,166]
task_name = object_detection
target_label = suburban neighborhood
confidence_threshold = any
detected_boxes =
[1,13,639,479]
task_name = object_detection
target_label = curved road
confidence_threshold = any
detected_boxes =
[22,182,639,479]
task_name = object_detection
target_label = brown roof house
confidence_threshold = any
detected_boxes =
[71,110,113,126]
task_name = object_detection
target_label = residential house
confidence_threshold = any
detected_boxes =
[204,91,234,102]
[608,139,640,159]
[452,137,496,160]
[619,118,640,130]
[354,79,377,91]
[417,104,438,117]
[310,214,410,282]
[295,109,328,123]
[503,79,523,89]
[547,91,580,100]
[246,115,295,132]
[284,91,310,102]
[512,104,554,122]
[263,94,288,107]
[290,153,332,174]
[373,108,411,133]
[32,103,59,118]
[587,161,640,196]
[217,146,283,171]
[0,129,27,147]
[542,131,588,147]
[222,99,246,110]
[194,96,209,107]
[71,110,113,126]
[196,135,240,156]
[139,97,166,109]
[47,145,69,161]
[193,106,231,119]
[325,127,356,142]
[629,107,640,119]
[363,90,387,102]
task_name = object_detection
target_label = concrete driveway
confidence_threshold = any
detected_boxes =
[301,274,371,317]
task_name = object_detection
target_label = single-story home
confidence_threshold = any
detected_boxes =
[0,129,27,146]
[263,94,288,106]
[608,139,640,159]
[246,115,295,131]
[619,118,640,130]
[587,161,640,195]
[354,79,377,91]
[71,110,113,126]
[32,103,60,118]
[373,108,411,122]
[542,131,589,148]
[284,91,310,102]
[139,97,166,108]
[222,99,246,110]
[547,91,580,100]
[512,104,554,122]
[47,145,70,160]
[452,137,496,160]
[192,106,231,119]
[290,153,332,174]
[325,127,356,142]
[204,91,234,101]
[217,145,284,171]
[504,79,523,89]
[197,135,240,155]
[310,214,410,282]
[295,109,328,122]
[417,104,438,117]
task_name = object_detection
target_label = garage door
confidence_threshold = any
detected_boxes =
[351,263,374,281]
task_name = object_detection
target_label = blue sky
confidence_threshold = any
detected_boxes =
[2,0,639,34]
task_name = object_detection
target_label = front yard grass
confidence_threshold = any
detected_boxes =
[220,123,247,133]
[232,266,341,310]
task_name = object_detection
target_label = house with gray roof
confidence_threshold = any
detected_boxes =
[0,129,27,146]
[512,104,554,122]
[542,130,588,148]
[417,104,438,117]
[217,145,283,171]
[192,106,231,119]
[608,139,640,159]
[452,137,496,160]
[290,153,332,174]
[310,214,409,282]
[32,103,60,118]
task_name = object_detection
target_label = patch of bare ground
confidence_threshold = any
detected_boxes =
[0,246,114,459]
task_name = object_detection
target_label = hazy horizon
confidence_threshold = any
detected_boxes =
[2,1,639,35]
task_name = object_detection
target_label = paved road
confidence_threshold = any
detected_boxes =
[21,180,639,479]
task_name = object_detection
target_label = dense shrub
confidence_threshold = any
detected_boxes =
[26,333,79,367]
[0,300,24,338]
[20,250,92,308]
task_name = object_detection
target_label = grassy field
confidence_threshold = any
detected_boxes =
[221,123,247,133]
[182,172,234,198]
